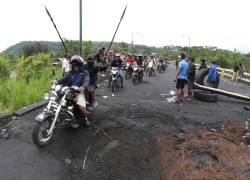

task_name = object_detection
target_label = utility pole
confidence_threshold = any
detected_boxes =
[131,33,134,54]
[131,32,140,54]
[182,34,191,58]
[79,0,83,57]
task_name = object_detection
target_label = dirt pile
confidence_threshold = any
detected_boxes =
[156,123,250,180]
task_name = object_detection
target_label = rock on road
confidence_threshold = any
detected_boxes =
[0,65,250,180]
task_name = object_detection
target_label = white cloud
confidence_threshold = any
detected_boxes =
[0,0,250,52]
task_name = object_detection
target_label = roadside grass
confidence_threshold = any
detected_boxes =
[0,68,61,114]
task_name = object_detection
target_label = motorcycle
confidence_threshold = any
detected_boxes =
[125,63,133,79]
[146,61,155,77]
[32,84,89,147]
[110,67,123,92]
[157,61,166,73]
[132,65,143,85]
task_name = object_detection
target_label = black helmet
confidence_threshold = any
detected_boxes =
[70,55,83,66]
[87,54,95,62]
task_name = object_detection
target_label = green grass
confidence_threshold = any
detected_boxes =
[0,68,61,114]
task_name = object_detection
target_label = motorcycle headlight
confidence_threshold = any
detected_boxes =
[50,96,57,101]
[44,93,49,100]
[60,99,67,106]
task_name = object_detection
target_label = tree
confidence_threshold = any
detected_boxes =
[22,42,49,57]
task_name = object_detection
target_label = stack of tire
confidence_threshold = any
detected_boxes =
[194,68,220,103]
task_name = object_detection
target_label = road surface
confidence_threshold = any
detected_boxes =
[0,65,250,180]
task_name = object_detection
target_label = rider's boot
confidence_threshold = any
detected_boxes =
[84,116,90,127]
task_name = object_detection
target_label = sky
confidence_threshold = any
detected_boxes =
[0,0,250,52]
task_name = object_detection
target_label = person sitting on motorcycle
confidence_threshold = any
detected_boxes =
[158,57,167,71]
[136,54,144,66]
[57,55,91,126]
[86,54,107,106]
[126,54,135,64]
[108,53,124,88]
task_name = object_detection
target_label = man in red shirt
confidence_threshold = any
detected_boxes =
[126,54,135,64]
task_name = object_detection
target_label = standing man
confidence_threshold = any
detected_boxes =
[239,63,245,79]
[233,63,240,81]
[86,54,107,106]
[207,61,217,88]
[199,59,207,70]
[62,53,70,77]
[176,53,188,103]
[187,58,196,100]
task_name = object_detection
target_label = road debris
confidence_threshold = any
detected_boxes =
[99,140,119,157]
[99,129,114,141]
[160,94,168,97]
[102,96,108,99]
[169,90,176,96]
[82,147,90,170]
[157,122,250,179]
[166,96,176,103]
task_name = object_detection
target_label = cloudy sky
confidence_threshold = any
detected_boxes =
[0,0,250,52]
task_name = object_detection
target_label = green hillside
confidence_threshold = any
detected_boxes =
[4,41,61,55]
[3,40,250,70]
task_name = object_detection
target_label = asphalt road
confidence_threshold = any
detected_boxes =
[0,65,250,180]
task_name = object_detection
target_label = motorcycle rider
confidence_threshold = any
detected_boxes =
[108,53,124,88]
[126,54,135,64]
[136,54,144,66]
[57,55,91,126]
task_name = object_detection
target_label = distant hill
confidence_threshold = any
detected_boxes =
[4,41,61,56]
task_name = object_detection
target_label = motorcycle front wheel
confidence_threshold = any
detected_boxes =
[32,119,54,147]
[111,81,116,92]
[132,77,137,85]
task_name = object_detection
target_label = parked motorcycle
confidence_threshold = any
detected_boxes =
[110,67,123,92]
[32,84,88,147]
[132,65,143,85]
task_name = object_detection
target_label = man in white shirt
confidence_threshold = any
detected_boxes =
[62,53,70,77]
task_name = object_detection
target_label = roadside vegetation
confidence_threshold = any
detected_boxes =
[0,53,60,114]
[0,41,97,114]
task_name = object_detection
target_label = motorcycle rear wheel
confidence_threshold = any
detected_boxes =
[32,119,53,147]
[132,77,137,85]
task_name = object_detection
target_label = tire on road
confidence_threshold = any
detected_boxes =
[196,68,220,88]
[193,90,218,103]
[32,120,53,147]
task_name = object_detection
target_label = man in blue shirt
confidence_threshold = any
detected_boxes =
[176,53,188,102]
[207,61,217,88]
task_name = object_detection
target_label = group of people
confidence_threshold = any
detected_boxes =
[175,53,218,103]
[59,49,164,126]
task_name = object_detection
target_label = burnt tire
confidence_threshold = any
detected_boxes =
[193,90,218,103]
[196,68,220,88]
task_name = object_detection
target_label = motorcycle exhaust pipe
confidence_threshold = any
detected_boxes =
[194,83,250,102]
